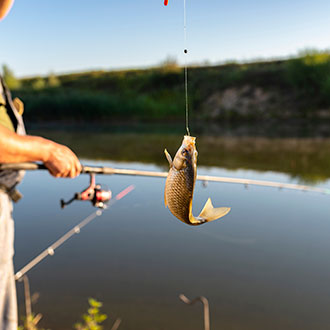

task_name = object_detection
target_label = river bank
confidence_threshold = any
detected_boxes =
[9,50,330,122]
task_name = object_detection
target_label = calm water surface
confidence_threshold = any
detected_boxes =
[13,129,330,330]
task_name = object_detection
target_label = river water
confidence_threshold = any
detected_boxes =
[13,126,330,329]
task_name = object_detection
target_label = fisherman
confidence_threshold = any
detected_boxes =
[0,1,82,329]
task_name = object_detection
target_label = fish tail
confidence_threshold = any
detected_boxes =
[198,198,230,223]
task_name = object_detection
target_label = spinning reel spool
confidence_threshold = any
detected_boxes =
[60,173,112,209]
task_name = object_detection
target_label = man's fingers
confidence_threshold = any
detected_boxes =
[68,159,81,178]
[59,159,81,178]
[44,144,81,178]
[77,161,82,175]
[69,155,81,178]
[69,165,77,178]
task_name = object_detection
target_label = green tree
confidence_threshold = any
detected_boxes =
[47,72,61,88]
[159,55,180,72]
[32,77,46,90]
[2,64,21,89]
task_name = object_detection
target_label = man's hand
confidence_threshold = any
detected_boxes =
[44,142,82,178]
[0,125,81,178]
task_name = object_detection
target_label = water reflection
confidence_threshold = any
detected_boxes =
[28,126,330,183]
[13,157,330,330]
[13,125,330,329]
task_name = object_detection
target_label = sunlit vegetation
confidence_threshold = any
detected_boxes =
[286,50,330,108]
[74,298,108,330]
[3,50,330,121]
[18,298,110,330]
[2,64,21,89]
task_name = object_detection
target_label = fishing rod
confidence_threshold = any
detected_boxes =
[15,184,135,281]
[1,162,329,195]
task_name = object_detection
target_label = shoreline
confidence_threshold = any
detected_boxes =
[25,119,330,138]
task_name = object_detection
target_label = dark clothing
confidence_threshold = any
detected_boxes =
[0,77,25,330]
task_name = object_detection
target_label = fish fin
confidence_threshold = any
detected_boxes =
[198,198,231,222]
[164,149,173,167]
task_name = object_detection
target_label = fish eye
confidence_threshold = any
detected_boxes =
[181,148,188,156]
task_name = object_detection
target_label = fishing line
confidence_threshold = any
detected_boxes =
[183,0,190,136]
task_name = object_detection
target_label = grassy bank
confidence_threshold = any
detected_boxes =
[7,50,330,122]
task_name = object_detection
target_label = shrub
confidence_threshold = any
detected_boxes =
[74,298,107,330]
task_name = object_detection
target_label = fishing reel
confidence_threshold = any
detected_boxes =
[60,173,112,209]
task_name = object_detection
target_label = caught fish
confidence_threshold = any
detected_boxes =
[164,135,231,226]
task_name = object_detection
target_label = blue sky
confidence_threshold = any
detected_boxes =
[1,0,330,77]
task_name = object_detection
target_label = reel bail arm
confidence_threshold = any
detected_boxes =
[61,173,112,209]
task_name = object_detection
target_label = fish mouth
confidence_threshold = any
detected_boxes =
[183,135,196,155]
[183,135,196,147]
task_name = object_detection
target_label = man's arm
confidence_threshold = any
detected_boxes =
[0,125,81,178]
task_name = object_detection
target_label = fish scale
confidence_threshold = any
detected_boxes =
[165,167,194,222]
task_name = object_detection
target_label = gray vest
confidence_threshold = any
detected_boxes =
[0,77,25,190]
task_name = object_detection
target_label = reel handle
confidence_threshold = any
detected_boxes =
[60,193,79,208]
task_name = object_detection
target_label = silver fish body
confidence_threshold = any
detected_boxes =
[164,135,230,226]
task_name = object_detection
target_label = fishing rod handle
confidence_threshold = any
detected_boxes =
[82,166,115,174]
[0,162,47,171]
[0,162,116,175]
